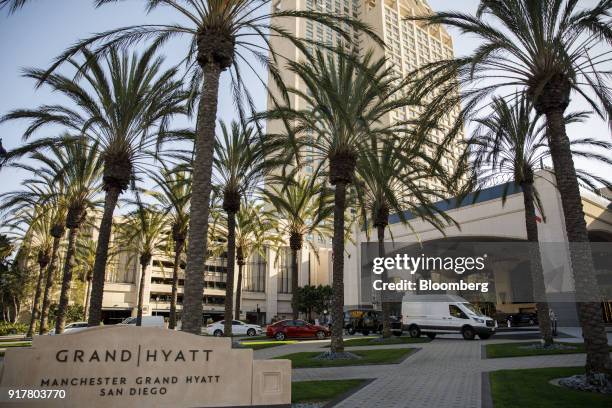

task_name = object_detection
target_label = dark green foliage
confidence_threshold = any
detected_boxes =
[293,285,333,320]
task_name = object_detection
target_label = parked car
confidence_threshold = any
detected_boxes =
[205,320,262,337]
[505,313,538,327]
[118,316,165,328]
[400,294,496,340]
[266,319,330,340]
[344,309,402,336]
[48,321,89,335]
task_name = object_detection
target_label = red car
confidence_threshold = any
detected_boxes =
[266,319,330,340]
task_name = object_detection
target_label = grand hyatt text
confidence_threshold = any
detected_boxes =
[55,349,213,363]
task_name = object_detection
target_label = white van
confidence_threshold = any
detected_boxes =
[118,316,165,328]
[401,294,495,340]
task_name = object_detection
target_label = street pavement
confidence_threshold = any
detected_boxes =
[255,329,609,408]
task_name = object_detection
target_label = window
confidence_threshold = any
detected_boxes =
[232,320,243,325]
[243,252,266,292]
[277,247,293,294]
[449,305,468,319]
[106,250,137,283]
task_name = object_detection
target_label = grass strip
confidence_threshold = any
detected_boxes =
[490,367,612,408]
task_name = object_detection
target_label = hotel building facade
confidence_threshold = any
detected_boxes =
[93,173,612,327]
[19,0,611,327]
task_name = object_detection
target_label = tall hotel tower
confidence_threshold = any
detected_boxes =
[267,0,464,193]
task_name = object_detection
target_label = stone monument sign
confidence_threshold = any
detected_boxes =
[0,326,291,407]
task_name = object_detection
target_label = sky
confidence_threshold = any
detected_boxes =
[0,0,609,201]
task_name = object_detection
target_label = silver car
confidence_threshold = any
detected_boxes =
[48,321,89,335]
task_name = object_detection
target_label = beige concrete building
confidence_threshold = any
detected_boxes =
[98,227,333,325]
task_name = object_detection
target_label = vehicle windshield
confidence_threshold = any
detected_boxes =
[462,303,484,316]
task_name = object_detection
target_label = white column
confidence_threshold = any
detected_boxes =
[265,247,279,323]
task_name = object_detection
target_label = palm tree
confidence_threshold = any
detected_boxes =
[466,95,612,346]
[232,202,280,320]
[354,139,456,338]
[74,238,99,321]
[1,176,66,334]
[73,235,117,321]
[1,44,188,327]
[36,205,64,335]
[0,252,28,323]
[0,0,28,13]
[0,235,11,260]
[49,139,103,334]
[213,121,265,337]
[115,199,168,326]
[5,139,102,333]
[7,139,104,333]
[264,174,333,319]
[263,50,419,353]
[28,0,382,335]
[147,166,191,329]
[4,206,53,337]
[406,0,612,379]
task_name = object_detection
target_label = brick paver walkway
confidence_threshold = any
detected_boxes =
[255,333,602,408]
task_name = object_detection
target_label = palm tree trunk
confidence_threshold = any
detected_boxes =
[223,211,237,336]
[169,241,184,330]
[136,259,149,327]
[26,262,46,338]
[521,182,553,346]
[12,295,18,323]
[291,248,299,319]
[15,296,21,318]
[330,182,347,353]
[378,225,391,339]
[39,235,61,334]
[182,63,222,335]
[54,226,79,334]
[88,186,121,326]
[83,276,91,321]
[234,260,244,321]
[545,109,612,378]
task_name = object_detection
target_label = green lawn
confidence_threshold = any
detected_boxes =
[324,336,430,347]
[0,341,31,347]
[276,348,415,368]
[490,367,612,408]
[485,342,611,358]
[0,338,28,343]
[239,340,297,350]
[292,379,369,404]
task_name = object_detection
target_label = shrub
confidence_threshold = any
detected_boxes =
[0,321,28,336]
